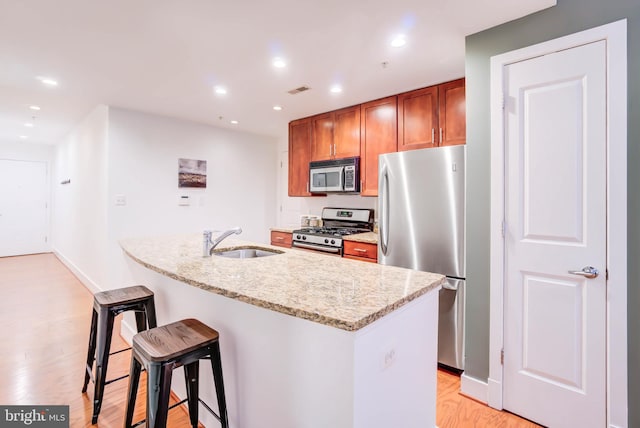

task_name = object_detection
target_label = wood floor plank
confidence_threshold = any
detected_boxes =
[0,253,540,427]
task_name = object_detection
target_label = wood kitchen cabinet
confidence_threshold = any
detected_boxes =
[270,231,292,248]
[343,241,378,263]
[288,117,313,196]
[438,78,466,147]
[310,105,360,161]
[360,96,397,196]
[397,86,439,150]
[397,78,466,151]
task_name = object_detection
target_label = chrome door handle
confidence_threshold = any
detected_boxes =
[568,266,599,279]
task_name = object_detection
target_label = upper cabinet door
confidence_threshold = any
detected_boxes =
[310,112,334,162]
[360,96,397,197]
[288,118,313,196]
[397,86,439,151]
[333,105,361,159]
[438,78,466,147]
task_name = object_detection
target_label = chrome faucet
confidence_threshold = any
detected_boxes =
[203,227,242,256]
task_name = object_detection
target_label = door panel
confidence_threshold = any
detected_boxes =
[503,40,606,428]
[0,159,49,257]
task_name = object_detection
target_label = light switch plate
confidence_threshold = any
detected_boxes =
[115,194,126,206]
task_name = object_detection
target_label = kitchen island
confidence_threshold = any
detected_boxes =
[120,234,444,428]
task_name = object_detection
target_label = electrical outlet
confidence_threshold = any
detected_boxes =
[382,348,396,370]
[115,194,126,206]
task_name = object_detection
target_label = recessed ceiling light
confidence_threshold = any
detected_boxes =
[330,86,343,94]
[272,58,286,68]
[391,35,407,47]
[19,135,28,140]
[38,77,58,86]
[230,120,238,125]
[273,105,283,111]
[24,123,33,128]
[214,86,227,95]
[29,105,41,111]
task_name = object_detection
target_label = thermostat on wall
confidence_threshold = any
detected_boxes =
[178,195,191,206]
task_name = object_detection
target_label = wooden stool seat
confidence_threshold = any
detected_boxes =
[81,285,157,424]
[125,318,229,428]
[94,285,154,307]
[133,318,220,362]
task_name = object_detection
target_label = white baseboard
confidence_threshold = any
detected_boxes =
[460,373,489,404]
[487,377,503,409]
[53,248,102,294]
[120,318,135,346]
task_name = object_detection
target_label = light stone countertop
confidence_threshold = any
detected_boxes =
[343,231,378,244]
[120,234,443,331]
[269,227,297,233]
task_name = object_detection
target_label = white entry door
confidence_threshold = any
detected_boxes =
[503,40,607,427]
[0,159,49,257]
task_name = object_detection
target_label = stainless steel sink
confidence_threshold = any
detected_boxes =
[211,246,283,258]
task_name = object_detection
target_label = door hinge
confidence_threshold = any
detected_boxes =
[501,220,506,238]
[500,349,504,365]
[606,269,609,280]
[501,93,505,110]
[280,161,283,168]
[44,236,48,243]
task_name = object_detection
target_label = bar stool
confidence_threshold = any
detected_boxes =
[81,285,157,424]
[124,318,229,428]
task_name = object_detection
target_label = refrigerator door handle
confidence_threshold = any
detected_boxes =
[380,165,390,256]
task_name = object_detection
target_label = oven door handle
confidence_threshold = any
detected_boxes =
[292,242,342,254]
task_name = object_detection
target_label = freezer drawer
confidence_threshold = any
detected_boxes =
[438,278,465,370]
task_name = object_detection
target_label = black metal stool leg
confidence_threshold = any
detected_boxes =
[134,310,147,333]
[144,297,158,329]
[147,362,173,428]
[82,309,98,393]
[124,354,142,428]
[210,342,229,428]
[92,306,115,424]
[184,362,200,428]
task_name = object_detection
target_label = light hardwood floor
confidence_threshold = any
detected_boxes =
[0,253,540,427]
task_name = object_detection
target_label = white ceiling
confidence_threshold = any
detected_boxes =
[0,0,555,145]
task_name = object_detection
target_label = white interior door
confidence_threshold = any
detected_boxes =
[503,40,607,427]
[0,159,49,257]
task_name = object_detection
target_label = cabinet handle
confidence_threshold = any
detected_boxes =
[353,248,368,253]
[439,128,443,144]
[274,237,284,241]
[329,144,332,157]
[307,182,309,193]
[431,128,435,144]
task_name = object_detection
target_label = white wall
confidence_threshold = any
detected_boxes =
[0,141,54,161]
[52,105,109,292]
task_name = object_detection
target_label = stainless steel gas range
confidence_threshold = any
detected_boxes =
[292,207,374,256]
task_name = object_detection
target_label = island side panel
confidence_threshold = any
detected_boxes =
[353,290,439,428]
[123,256,357,428]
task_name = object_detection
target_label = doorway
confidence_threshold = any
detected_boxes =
[488,20,627,428]
[0,159,50,257]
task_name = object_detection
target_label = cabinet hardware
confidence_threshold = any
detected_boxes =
[274,237,284,241]
[431,128,435,144]
[353,248,368,253]
[439,128,443,144]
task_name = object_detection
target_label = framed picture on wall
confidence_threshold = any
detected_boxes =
[178,158,207,188]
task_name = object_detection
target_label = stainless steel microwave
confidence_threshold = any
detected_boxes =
[309,157,360,193]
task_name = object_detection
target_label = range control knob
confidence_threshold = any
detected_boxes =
[296,234,301,239]
[302,236,307,240]
[331,239,336,245]
[324,238,329,244]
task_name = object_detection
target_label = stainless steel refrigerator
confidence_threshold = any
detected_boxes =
[378,145,465,370]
